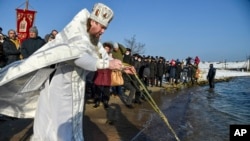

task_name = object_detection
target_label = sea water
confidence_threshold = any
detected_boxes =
[133,76,250,141]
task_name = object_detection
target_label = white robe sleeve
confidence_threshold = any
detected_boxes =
[74,53,109,71]
[74,42,110,71]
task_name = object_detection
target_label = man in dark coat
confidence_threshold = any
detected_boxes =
[123,48,133,64]
[123,49,142,108]
[2,29,21,65]
[148,57,157,87]
[207,64,216,88]
[0,33,6,68]
[20,26,46,59]
[156,57,165,87]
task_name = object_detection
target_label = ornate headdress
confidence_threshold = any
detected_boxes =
[89,3,114,27]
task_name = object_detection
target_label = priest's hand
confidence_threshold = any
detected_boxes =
[108,59,122,70]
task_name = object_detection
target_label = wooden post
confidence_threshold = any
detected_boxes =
[25,0,29,10]
[248,59,250,72]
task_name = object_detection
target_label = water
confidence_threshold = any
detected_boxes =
[134,76,250,141]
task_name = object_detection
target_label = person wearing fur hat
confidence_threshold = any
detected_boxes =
[20,26,46,58]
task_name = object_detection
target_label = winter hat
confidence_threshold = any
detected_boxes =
[29,26,38,35]
[113,42,119,48]
[126,48,131,52]
[89,3,114,27]
[103,42,113,49]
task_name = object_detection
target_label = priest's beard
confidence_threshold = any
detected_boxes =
[89,34,99,46]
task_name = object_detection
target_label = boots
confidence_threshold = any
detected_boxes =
[93,100,100,108]
[103,100,109,109]
[134,99,142,104]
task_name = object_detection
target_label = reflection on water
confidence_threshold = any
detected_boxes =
[133,76,250,141]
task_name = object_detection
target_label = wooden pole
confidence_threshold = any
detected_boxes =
[248,59,250,71]
[25,0,29,10]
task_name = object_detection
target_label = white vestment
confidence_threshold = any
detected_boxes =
[0,9,109,141]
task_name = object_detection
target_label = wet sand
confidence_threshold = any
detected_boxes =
[0,85,176,141]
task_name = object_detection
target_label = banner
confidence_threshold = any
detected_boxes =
[16,9,36,43]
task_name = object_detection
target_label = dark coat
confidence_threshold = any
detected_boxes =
[0,42,6,67]
[123,54,133,65]
[2,39,21,65]
[149,62,156,77]
[20,36,46,59]
[175,63,182,79]
[156,61,165,77]
[169,65,176,78]
[207,67,216,80]
[133,60,141,74]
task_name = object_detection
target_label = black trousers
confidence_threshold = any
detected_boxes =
[208,78,215,88]
[94,85,111,102]
[123,81,141,105]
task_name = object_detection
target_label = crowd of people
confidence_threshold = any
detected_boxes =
[0,25,202,110]
[0,3,204,140]
[0,26,58,68]
[72,40,202,110]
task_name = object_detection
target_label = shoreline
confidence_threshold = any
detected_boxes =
[0,76,247,141]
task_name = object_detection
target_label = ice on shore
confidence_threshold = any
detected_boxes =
[198,61,250,81]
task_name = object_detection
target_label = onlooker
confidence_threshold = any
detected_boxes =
[112,42,126,61]
[111,42,126,96]
[44,33,55,43]
[207,63,216,88]
[164,60,170,82]
[20,26,46,58]
[0,27,7,39]
[186,56,192,65]
[194,56,200,66]
[175,61,182,84]
[50,29,58,37]
[2,29,21,65]
[169,59,176,85]
[93,42,114,108]
[155,57,165,87]
[123,48,133,65]
[122,47,142,108]
[0,33,6,68]
[44,29,58,42]
[148,57,156,87]
[133,54,142,74]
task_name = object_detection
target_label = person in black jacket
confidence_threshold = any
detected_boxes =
[156,57,165,87]
[123,50,142,108]
[0,33,6,68]
[148,57,157,87]
[2,29,21,65]
[20,26,46,59]
[207,64,216,88]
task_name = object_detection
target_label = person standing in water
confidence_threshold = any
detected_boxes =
[207,63,216,88]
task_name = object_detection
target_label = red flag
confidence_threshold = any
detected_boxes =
[16,9,36,44]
